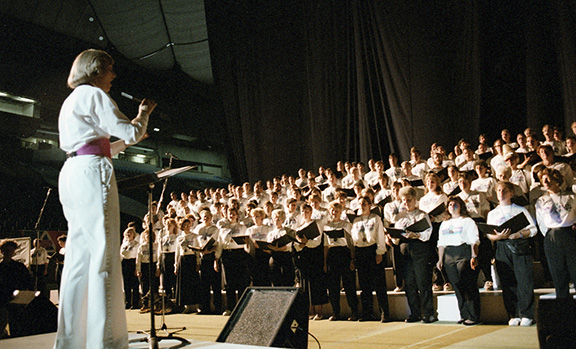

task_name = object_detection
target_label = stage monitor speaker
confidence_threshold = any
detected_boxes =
[537,297,576,348]
[216,287,309,348]
[7,293,58,338]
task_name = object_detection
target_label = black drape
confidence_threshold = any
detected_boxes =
[206,0,576,183]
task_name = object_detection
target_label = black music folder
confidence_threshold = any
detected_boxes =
[407,178,424,187]
[447,186,462,197]
[255,234,295,250]
[231,235,251,245]
[376,195,393,207]
[296,222,321,240]
[324,229,345,240]
[476,212,530,235]
[386,218,431,239]
[189,237,216,252]
[427,202,446,217]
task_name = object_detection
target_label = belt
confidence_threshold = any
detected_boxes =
[67,138,111,158]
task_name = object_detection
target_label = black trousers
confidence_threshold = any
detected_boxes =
[139,262,159,297]
[176,254,200,306]
[477,235,494,283]
[430,222,446,286]
[403,240,434,319]
[122,258,139,308]
[494,241,535,319]
[271,251,295,287]
[221,249,251,311]
[326,246,358,316]
[355,244,389,318]
[544,227,576,299]
[391,243,407,288]
[199,252,222,313]
[444,244,481,322]
[251,249,272,286]
[160,252,176,298]
[30,265,49,297]
[294,245,328,306]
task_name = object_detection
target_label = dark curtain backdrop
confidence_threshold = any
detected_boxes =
[205,0,576,183]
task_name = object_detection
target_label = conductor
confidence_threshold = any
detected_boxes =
[55,49,156,348]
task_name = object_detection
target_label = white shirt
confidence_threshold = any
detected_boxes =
[194,224,221,258]
[487,204,538,238]
[219,222,249,250]
[418,192,448,223]
[350,214,387,254]
[394,209,433,242]
[59,85,148,153]
[383,200,405,227]
[136,241,158,272]
[471,177,498,203]
[293,221,323,251]
[323,220,352,248]
[267,227,294,252]
[535,191,576,235]
[411,160,429,179]
[30,247,49,265]
[437,216,480,247]
[457,190,490,220]
[120,239,139,259]
[510,168,532,194]
[159,234,178,254]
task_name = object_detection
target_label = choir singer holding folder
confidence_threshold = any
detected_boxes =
[56,49,156,348]
[486,181,537,327]
[392,187,435,323]
[535,168,576,299]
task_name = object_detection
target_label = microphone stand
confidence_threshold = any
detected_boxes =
[151,153,187,338]
[118,166,194,349]
[32,187,51,293]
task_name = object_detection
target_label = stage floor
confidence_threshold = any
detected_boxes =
[1,309,540,348]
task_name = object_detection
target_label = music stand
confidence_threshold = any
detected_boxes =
[118,166,195,349]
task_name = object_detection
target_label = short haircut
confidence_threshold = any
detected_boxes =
[537,144,554,155]
[328,201,343,211]
[67,49,114,89]
[538,168,564,186]
[399,186,416,198]
[474,159,488,169]
[271,209,286,221]
[497,181,515,193]
[251,208,266,218]
[0,240,18,253]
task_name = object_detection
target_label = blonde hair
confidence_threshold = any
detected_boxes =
[67,49,114,89]
[271,209,286,221]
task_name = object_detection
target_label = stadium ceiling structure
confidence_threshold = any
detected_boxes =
[1,0,213,85]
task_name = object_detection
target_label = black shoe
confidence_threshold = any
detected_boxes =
[421,316,437,323]
[463,320,478,326]
[405,316,420,323]
[359,314,377,322]
[348,313,359,321]
[457,319,465,324]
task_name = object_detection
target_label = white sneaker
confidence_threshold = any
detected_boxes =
[508,318,521,326]
[520,318,533,327]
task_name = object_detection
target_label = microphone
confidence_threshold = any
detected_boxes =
[165,152,180,160]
